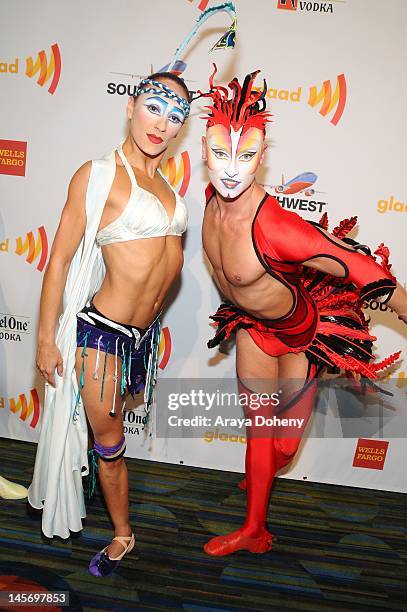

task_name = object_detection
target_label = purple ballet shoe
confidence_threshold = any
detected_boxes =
[89,533,135,577]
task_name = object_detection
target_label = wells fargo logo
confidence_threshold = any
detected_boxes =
[352,438,389,470]
[0,43,61,95]
[0,388,40,429]
[158,326,172,370]
[0,226,48,272]
[187,0,209,9]
[308,74,347,125]
[253,74,347,126]
[162,151,191,197]
[377,195,407,214]
[277,0,338,13]
[0,140,27,177]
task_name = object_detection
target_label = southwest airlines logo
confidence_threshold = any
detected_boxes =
[158,327,172,370]
[267,170,328,214]
[0,43,61,94]
[308,74,347,125]
[0,226,48,272]
[0,389,40,429]
[162,152,191,197]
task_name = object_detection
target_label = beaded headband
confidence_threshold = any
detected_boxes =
[135,78,191,118]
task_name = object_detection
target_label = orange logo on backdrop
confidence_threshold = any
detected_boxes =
[0,140,27,177]
[0,389,40,429]
[162,151,191,197]
[0,226,48,272]
[158,326,172,370]
[308,74,347,125]
[352,438,389,470]
[15,226,49,271]
[25,43,62,94]
[0,43,61,95]
[253,74,347,126]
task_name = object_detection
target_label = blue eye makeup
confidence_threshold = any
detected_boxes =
[144,95,185,124]
[168,108,185,124]
[144,95,167,115]
[136,78,190,118]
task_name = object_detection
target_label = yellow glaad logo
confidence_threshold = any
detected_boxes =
[254,74,347,125]
[377,196,407,214]
[0,226,48,272]
[0,389,40,429]
[161,152,191,197]
[0,43,61,95]
[203,428,247,444]
[308,74,347,125]
[158,327,171,370]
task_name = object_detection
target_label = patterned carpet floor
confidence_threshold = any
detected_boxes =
[0,437,407,611]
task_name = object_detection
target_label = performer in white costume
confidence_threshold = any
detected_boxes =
[28,73,190,577]
[27,1,237,578]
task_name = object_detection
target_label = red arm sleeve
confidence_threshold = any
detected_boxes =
[258,198,397,303]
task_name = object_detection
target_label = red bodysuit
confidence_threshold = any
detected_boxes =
[208,191,399,379]
[200,66,402,556]
[204,190,401,557]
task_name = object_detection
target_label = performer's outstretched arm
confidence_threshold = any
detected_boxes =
[270,209,407,320]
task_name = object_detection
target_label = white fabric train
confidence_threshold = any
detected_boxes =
[28,144,186,538]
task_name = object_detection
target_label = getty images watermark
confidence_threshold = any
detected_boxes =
[153,378,407,439]
[166,388,306,429]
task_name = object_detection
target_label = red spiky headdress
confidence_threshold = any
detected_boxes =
[202,64,271,135]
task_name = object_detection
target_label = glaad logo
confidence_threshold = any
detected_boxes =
[25,44,62,94]
[158,327,172,370]
[253,74,347,126]
[0,389,40,429]
[377,195,407,214]
[0,140,27,177]
[308,74,347,125]
[162,152,191,197]
[0,313,30,342]
[0,226,48,272]
[277,0,337,13]
[0,44,61,94]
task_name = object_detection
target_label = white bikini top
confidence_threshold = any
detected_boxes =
[96,144,188,246]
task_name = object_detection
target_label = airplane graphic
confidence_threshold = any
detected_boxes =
[271,172,319,196]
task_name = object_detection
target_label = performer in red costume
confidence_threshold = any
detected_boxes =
[201,66,407,556]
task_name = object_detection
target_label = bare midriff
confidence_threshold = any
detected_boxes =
[93,235,183,328]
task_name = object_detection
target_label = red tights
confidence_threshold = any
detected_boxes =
[243,365,318,536]
[204,363,318,555]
